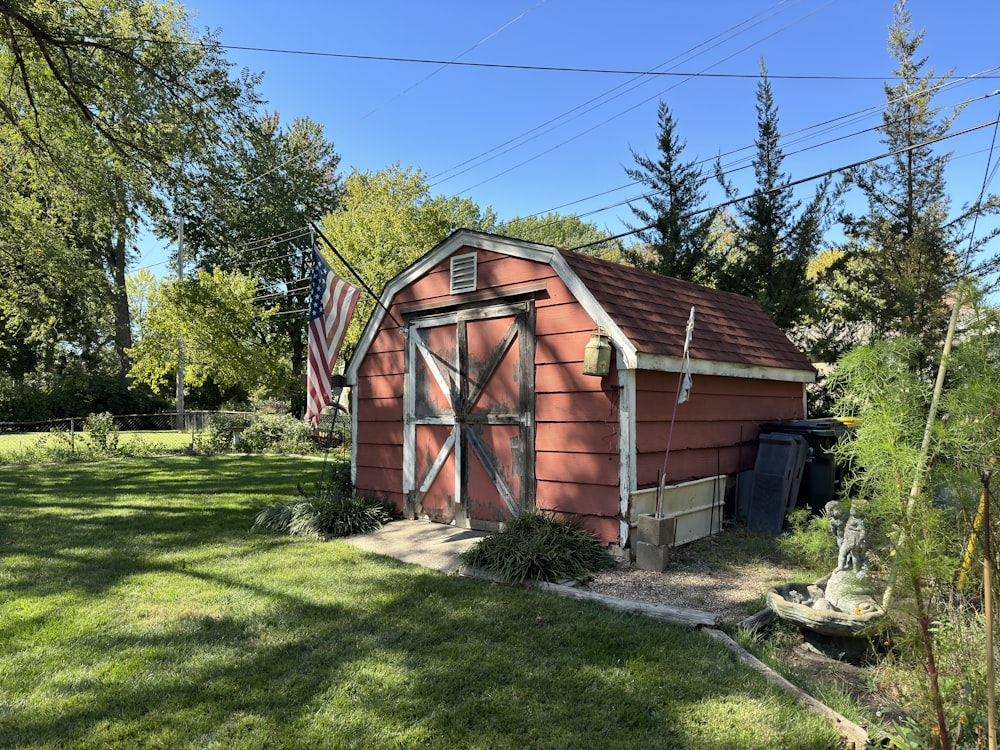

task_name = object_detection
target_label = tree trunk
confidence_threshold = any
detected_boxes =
[108,229,133,387]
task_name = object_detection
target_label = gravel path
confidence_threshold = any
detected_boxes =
[585,559,802,626]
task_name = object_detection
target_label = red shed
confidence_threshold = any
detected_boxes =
[346,231,815,550]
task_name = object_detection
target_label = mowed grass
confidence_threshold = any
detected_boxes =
[0,456,841,749]
[0,430,195,454]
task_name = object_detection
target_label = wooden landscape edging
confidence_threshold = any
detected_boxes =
[701,628,871,750]
[534,581,719,627]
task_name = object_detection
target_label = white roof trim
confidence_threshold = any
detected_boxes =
[347,230,639,381]
[634,352,816,383]
[346,230,812,385]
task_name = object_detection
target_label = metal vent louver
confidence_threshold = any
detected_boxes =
[450,253,477,294]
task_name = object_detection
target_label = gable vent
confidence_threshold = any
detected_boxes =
[450,253,477,294]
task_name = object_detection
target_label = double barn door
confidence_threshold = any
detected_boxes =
[404,301,535,530]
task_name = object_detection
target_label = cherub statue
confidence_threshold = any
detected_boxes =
[837,505,867,572]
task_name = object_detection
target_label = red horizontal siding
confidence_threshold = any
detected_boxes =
[356,397,402,422]
[537,479,619,516]
[357,350,404,378]
[357,373,403,400]
[536,391,618,422]
[535,451,619,484]
[537,422,619,454]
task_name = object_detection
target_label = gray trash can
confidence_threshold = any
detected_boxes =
[759,419,852,513]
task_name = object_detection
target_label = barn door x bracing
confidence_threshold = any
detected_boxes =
[404,302,535,530]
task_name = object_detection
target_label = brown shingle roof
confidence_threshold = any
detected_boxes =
[558,248,815,374]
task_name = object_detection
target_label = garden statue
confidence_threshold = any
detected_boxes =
[837,504,867,573]
[765,501,884,655]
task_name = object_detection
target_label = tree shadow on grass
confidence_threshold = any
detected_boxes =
[0,457,841,749]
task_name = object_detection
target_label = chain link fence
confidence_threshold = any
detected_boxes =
[0,411,253,435]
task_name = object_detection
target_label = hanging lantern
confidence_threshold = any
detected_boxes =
[583,329,612,376]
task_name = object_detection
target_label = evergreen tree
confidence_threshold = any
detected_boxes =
[625,102,718,283]
[716,61,832,330]
[833,0,999,356]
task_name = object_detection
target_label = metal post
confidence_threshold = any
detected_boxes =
[175,212,185,431]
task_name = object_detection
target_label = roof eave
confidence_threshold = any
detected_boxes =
[634,352,816,383]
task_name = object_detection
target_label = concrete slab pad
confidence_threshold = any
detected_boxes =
[343,519,487,574]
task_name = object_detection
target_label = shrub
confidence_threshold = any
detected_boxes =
[253,480,395,539]
[779,507,839,573]
[459,511,617,583]
[193,413,242,454]
[83,412,120,455]
[239,413,315,455]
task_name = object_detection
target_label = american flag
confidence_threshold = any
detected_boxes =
[305,248,359,426]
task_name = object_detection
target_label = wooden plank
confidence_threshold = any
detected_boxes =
[536,391,617,422]
[536,421,620,453]
[701,628,870,750]
[357,350,404,378]
[635,420,753,453]
[636,446,741,485]
[357,373,403,400]
[635,371,801,398]
[536,479,619,515]
[356,397,402,422]
[534,302,598,337]
[535,362,612,394]
[535,583,719,628]
[634,392,803,423]
[535,453,620,485]
[534,330,590,365]
[356,442,403,470]
[356,421,403,446]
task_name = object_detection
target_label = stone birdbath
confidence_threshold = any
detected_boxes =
[766,503,885,658]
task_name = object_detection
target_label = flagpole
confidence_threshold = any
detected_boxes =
[308,221,403,330]
[655,307,695,518]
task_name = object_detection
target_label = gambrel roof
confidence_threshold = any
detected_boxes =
[348,230,815,384]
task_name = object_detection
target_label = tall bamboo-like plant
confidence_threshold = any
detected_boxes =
[830,292,1000,749]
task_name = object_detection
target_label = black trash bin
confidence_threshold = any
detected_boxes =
[759,418,852,513]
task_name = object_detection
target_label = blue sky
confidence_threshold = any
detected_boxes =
[143,0,1000,281]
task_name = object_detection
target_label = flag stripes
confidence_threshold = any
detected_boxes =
[306,249,359,425]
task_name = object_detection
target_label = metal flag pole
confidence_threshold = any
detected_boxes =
[655,306,695,517]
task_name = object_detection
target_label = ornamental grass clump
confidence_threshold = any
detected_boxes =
[459,511,617,583]
[253,482,395,539]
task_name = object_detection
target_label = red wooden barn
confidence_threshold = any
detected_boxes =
[346,231,815,551]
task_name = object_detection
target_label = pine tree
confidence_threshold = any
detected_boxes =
[716,61,832,330]
[834,0,999,356]
[625,102,719,283]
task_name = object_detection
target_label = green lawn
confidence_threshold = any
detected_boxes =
[0,456,842,749]
[0,429,195,454]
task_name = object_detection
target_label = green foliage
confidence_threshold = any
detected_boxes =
[459,511,617,583]
[0,367,168,421]
[714,61,834,330]
[194,412,316,455]
[495,212,624,260]
[1,455,843,749]
[239,413,315,454]
[831,2,1000,356]
[254,479,395,539]
[127,269,284,396]
[83,412,120,455]
[779,508,838,571]
[625,101,721,283]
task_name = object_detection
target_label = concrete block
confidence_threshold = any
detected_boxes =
[636,540,671,572]
[637,513,676,547]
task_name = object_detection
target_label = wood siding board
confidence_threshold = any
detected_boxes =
[357,350,404,378]
[535,391,618,422]
[357,373,403,400]
[535,363,608,394]
[536,480,620,516]
[355,397,403,422]
[536,422,620,454]
[534,330,590,365]
[636,446,742,486]
[535,451,620,484]
[356,421,404,446]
